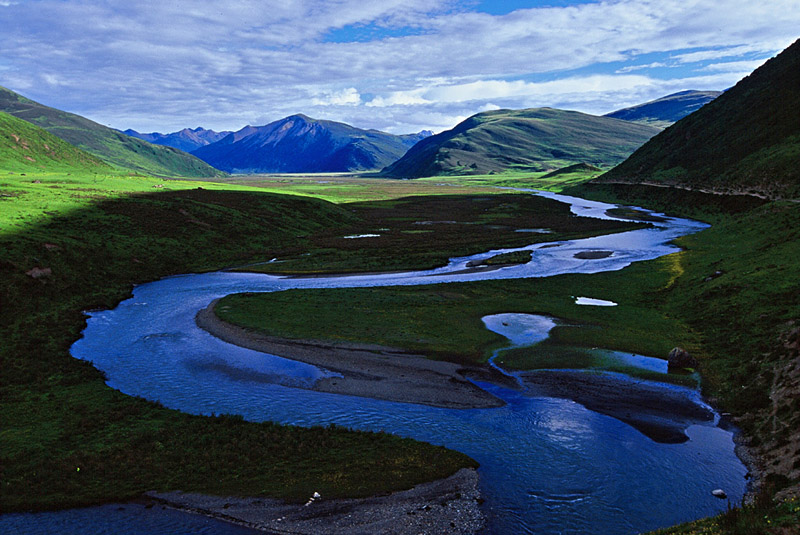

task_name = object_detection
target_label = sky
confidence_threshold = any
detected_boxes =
[1,0,798,135]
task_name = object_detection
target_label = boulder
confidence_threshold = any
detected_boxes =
[667,347,698,370]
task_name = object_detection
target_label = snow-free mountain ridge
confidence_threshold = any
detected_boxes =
[191,114,431,174]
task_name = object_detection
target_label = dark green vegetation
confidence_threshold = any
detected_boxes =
[0,174,476,511]
[0,112,110,174]
[540,162,601,179]
[215,253,697,376]
[604,90,722,128]
[589,192,800,500]
[599,39,800,199]
[241,194,642,274]
[581,41,800,531]
[481,250,532,266]
[569,183,767,222]
[218,187,800,506]
[651,493,800,535]
[380,107,660,178]
[0,86,223,178]
[192,114,430,173]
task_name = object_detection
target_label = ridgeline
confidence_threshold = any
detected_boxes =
[381,107,659,178]
[596,39,800,199]
[0,86,224,178]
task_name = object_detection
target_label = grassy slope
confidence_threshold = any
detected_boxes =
[381,107,659,178]
[0,86,224,178]
[0,172,475,511]
[0,112,111,174]
[598,39,800,199]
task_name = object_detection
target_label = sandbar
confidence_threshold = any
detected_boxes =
[147,467,484,535]
[196,300,505,409]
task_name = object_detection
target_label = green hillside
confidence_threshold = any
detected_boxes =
[0,112,110,173]
[0,87,224,178]
[563,38,800,531]
[598,39,800,199]
[381,107,659,178]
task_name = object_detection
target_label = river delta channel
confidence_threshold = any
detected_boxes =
[3,192,749,535]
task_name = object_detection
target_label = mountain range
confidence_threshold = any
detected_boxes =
[0,86,223,178]
[605,90,722,128]
[381,108,661,178]
[123,127,232,153]
[119,90,713,177]
[191,115,432,174]
[598,38,800,199]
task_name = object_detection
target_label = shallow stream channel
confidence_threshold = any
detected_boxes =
[4,192,748,534]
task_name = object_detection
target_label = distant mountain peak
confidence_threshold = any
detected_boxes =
[605,90,722,127]
[191,114,426,174]
[124,126,233,152]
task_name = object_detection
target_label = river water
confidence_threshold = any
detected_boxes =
[3,192,748,534]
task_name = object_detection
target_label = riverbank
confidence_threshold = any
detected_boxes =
[147,467,484,535]
[197,299,506,409]
[199,298,722,445]
[0,179,478,513]
[520,370,714,443]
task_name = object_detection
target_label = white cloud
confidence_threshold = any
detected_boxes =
[311,87,362,106]
[672,45,763,64]
[702,59,769,73]
[1,0,797,133]
[367,75,658,108]
[616,62,668,73]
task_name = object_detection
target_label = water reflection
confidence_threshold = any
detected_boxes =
[19,192,745,535]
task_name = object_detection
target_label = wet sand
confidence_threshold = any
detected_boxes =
[147,467,484,535]
[196,300,505,409]
[520,370,714,443]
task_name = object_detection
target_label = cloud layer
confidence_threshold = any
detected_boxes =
[1,0,797,133]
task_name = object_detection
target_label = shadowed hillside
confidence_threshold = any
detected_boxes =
[598,39,800,199]
[381,108,659,178]
[0,86,224,178]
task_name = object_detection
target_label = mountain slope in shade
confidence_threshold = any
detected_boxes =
[0,111,111,173]
[192,115,431,173]
[598,39,800,199]
[123,127,232,153]
[605,90,722,128]
[0,86,224,178]
[381,108,660,178]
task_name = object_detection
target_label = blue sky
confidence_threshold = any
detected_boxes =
[1,0,797,134]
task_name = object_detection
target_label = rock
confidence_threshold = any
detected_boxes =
[712,489,727,499]
[26,267,52,279]
[667,347,697,370]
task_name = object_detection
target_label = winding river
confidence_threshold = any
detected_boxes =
[3,192,748,535]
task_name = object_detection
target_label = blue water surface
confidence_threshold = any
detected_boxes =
[3,192,747,535]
